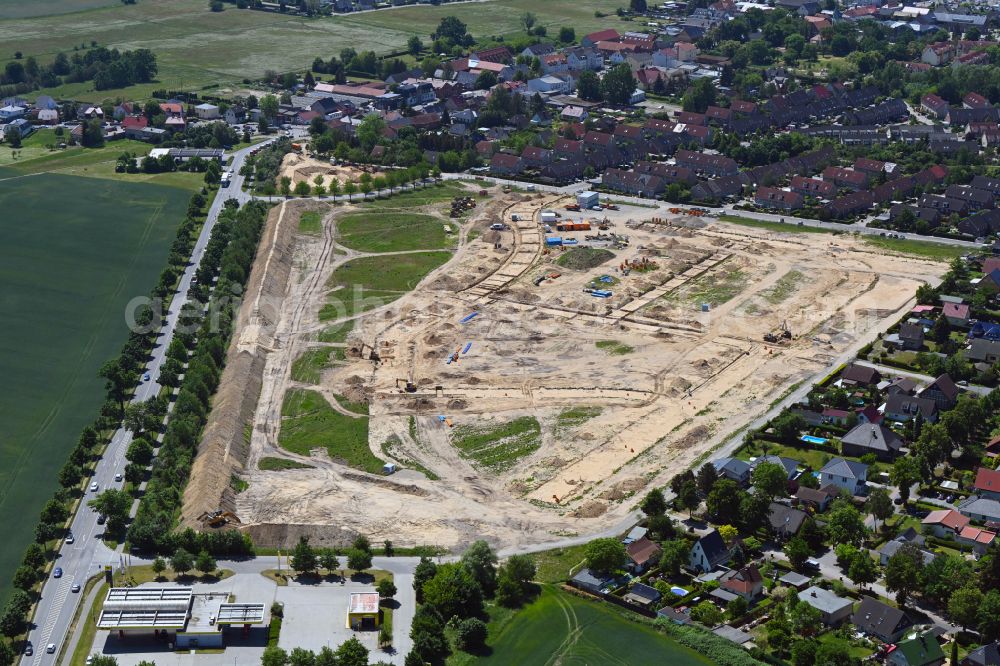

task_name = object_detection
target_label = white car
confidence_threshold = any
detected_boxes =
[72,583,81,593]
[46,643,56,654]
[115,473,123,482]
[65,534,74,544]
[89,482,99,492]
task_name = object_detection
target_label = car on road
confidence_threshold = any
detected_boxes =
[53,567,63,578]
[46,643,56,654]
[23,644,32,656]
[97,513,106,524]
[90,481,99,492]
[65,534,74,544]
[115,473,123,482]
[72,583,81,593]
[143,371,150,381]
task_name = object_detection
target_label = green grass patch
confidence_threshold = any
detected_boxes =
[298,210,322,236]
[448,585,712,666]
[318,321,354,343]
[290,347,336,384]
[451,416,541,473]
[717,214,832,234]
[669,266,746,307]
[862,236,967,262]
[279,388,383,473]
[258,456,314,472]
[761,269,804,304]
[528,544,590,584]
[556,247,616,270]
[337,211,449,252]
[0,169,192,600]
[380,434,439,481]
[555,407,602,434]
[596,340,634,355]
[230,474,249,493]
[66,575,106,666]
[320,251,451,321]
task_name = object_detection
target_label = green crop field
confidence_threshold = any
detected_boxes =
[451,586,712,666]
[336,212,449,253]
[0,167,192,601]
[0,0,624,103]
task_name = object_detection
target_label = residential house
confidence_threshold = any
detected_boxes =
[852,597,912,642]
[581,29,621,48]
[968,339,1000,364]
[768,502,809,539]
[855,157,889,176]
[675,149,738,176]
[944,302,971,327]
[624,582,662,608]
[946,185,994,211]
[822,166,868,191]
[799,586,854,625]
[920,373,959,410]
[490,153,523,176]
[602,169,666,197]
[840,423,902,460]
[959,496,1000,524]
[791,175,836,198]
[963,642,1000,666]
[819,458,868,495]
[965,93,991,109]
[625,536,662,573]
[975,467,1000,500]
[0,105,26,121]
[840,363,881,386]
[877,536,937,566]
[527,75,572,95]
[922,93,951,119]
[884,394,938,423]
[922,508,971,538]
[754,186,804,211]
[570,568,612,594]
[896,322,926,351]
[822,408,851,426]
[888,632,946,666]
[957,526,997,555]
[719,565,764,602]
[795,485,836,512]
[712,457,752,485]
[752,455,800,481]
[689,529,730,572]
[193,103,220,120]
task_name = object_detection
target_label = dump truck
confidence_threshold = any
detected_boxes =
[565,203,581,212]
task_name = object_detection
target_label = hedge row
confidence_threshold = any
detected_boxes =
[127,200,269,556]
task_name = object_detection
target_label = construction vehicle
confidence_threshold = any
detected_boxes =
[606,203,620,211]
[763,320,793,343]
[197,510,241,528]
[565,203,581,212]
[396,378,417,393]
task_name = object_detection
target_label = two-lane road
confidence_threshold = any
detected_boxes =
[21,139,271,666]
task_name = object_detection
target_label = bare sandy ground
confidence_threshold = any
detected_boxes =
[222,189,946,550]
[279,153,384,187]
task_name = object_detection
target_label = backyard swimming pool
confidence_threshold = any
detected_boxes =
[801,435,828,445]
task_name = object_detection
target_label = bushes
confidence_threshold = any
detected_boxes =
[128,202,268,555]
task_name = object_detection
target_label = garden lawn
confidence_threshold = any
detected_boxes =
[0,168,192,601]
[336,212,448,252]
[449,585,712,666]
[279,388,383,473]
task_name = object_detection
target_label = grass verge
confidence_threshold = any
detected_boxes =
[258,457,314,471]
[862,236,968,261]
[716,214,833,234]
[298,210,322,235]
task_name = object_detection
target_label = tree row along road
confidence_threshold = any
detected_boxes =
[20,139,272,666]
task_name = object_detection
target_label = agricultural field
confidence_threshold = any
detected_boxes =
[448,586,712,666]
[0,168,192,601]
[0,0,625,103]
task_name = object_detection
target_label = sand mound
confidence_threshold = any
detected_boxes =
[570,501,607,518]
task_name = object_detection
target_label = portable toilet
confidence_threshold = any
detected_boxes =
[577,191,600,209]
[383,463,397,475]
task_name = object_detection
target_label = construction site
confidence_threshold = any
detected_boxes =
[181,181,948,550]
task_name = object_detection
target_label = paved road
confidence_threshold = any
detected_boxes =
[21,140,271,666]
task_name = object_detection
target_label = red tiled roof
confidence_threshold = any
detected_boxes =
[585,28,621,43]
[922,509,970,532]
[943,302,970,319]
[975,467,1000,493]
